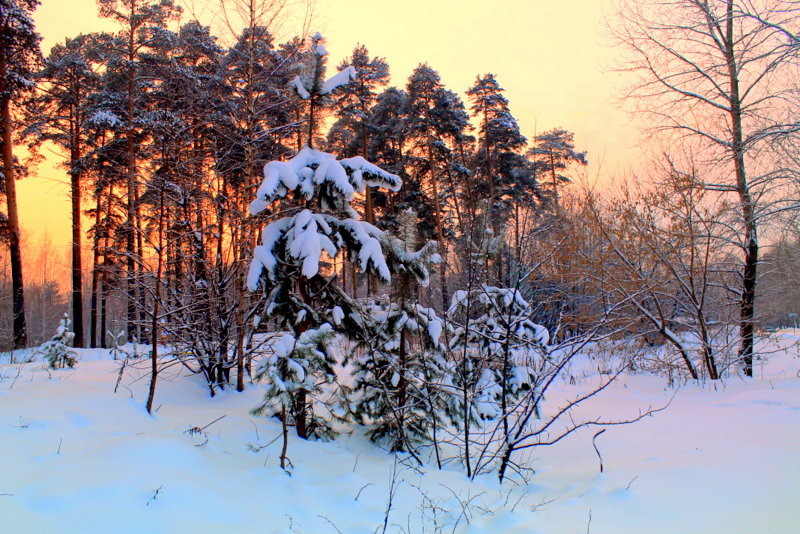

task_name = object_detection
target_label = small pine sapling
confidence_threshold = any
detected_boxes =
[37,314,78,370]
[350,210,448,460]
[252,325,342,442]
[447,286,548,475]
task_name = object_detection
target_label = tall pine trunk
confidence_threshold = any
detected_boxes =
[0,60,27,349]
[70,143,85,347]
[89,184,103,348]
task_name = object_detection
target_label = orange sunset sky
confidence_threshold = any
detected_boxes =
[18,0,642,253]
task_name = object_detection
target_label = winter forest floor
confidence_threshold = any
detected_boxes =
[1,333,799,534]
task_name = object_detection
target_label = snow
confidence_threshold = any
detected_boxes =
[331,306,345,326]
[321,66,357,95]
[1,333,799,533]
[249,147,401,216]
[428,319,443,345]
[289,75,311,99]
[287,210,337,278]
[248,219,292,289]
[88,110,122,128]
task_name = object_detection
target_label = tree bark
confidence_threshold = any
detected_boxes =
[1,53,27,349]
[70,141,84,347]
[724,0,757,377]
[146,187,166,414]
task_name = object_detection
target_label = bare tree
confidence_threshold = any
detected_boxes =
[586,163,744,379]
[613,0,800,375]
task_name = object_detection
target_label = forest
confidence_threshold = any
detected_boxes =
[1,0,799,532]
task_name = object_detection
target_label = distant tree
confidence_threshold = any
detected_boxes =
[466,73,536,285]
[366,87,413,228]
[528,128,586,213]
[466,73,528,221]
[404,64,472,308]
[0,0,40,349]
[97,0,182,341]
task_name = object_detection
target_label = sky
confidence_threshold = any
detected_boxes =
[19,0,642,252]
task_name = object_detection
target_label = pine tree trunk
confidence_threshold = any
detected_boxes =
[362,124,377,295]
[135,186,146,343]
[395,327,408,453]
[89,188,102,348]
[428,145,448,310]
[70,143,85,347]
[99,181,114,349]
[235,208,247,393]
[0,63,27,349]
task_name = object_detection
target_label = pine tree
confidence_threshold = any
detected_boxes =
[350,209,446,459]
[404,64,472,309]
[36,313,77,370]
[528,128,586,212]
[26,34,107,348]
[143,21,236,394]
[463,74,535,287]
[248,34,401,443]
[327,45,389,161]
[325,45,391,296]
[447,285,548,477]
[364,86,413,233]
[97,0,182,341]
[466,73,530,223]
[0,0,41,349]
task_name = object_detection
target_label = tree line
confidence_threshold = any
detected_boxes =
[0,0,584,353]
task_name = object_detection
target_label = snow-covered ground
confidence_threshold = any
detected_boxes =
[1,333,798,533]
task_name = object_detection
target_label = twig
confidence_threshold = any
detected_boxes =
[355,483,374,501]
[530,497,556,513]
[146,485,164,506]
[318,515,343,534]
[57,438,63,455]
[200,414,226,431]
[379,458,400,534]
[249,419,260,441]
[592,429,606,473]
[114,357,129,394]
[9,363,24,390]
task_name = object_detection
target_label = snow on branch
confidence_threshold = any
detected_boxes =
[340,156,402,192]
[249,147,401,216]
[321,66,357,95]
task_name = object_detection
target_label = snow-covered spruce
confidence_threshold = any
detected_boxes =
[35,313,78,370]
[252,325,343,441]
